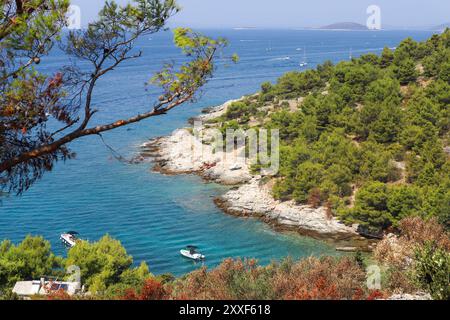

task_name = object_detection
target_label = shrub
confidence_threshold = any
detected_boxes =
[65,235,149,294]
[374,217,450,298]
[0,236,62,289]
[170,257,377,300]
[122,278,168,300]
[394,58,418,85]
[413,242,450,300]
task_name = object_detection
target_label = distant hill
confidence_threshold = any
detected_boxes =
[233,27,257,30]
[319,22,368,31]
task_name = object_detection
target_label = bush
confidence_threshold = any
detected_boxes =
[169,257,376,300]
[340,182,391,232]
[413,242,450,300]
[0,236,62,289]
[394,58,418,85]
[121,278,168,300]
[222,101,258,122]
[65,235,149,294]
[374,217,450,298]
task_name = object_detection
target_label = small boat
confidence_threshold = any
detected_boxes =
[229,163,242,171]
[299,47,308,67]
[266,40,272,52]
[336,246,358,252]
[180,246,205,261]
[60,231,79,248]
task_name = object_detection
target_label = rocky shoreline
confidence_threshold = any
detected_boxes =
[141,98,377,250]
[214,179,376,250]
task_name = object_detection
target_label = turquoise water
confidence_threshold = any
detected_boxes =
[0,30,434,276]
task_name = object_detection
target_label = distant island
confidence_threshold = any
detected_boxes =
[318,22,369,31]
[233,27,258,30]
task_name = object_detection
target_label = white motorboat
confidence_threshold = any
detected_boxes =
[229,163,242,171]
[60,231,79,248]
[180,246,205,261]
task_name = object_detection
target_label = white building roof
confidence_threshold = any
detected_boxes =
[12,280,81,297]
[12,281,41,296]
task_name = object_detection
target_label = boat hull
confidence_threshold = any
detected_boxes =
[180,250,205,261]
[60,234,76,248]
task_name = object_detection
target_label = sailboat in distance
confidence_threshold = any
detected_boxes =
[266,40,272,52]
[299,47,308,67]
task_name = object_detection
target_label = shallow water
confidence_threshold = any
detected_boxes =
[0,29,434,276]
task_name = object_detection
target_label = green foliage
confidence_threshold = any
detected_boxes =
[103,261,152,298]
[257,30,450,231]
[0,236,62,289]
[394,58,419,85]
[387,185,423,220]
[380,47,394,68]
[340,182,392,232]
[262,69,325,100]
[0,0,70,52]
[413,242,450,300]
[423,47,450,78]
[358,101,403,143]
[364,77,401,104]
[357,141,399,183]
[260,82,275,102]
[0,228,448,300]
[152,27,231,100]
[222,101,258,123]
[2,1,229,195]
[1,0,73,193]
[65,235,148,294]
[439,61,450,82]
[339,180,447,233]
[0,234,155,298]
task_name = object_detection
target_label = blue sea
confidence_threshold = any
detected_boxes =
[0,29,434,276]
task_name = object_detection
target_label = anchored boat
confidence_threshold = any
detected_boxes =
[180,246,205,261]
[60,231,79,248]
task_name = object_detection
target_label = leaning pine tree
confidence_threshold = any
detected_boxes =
[0,0,234,193]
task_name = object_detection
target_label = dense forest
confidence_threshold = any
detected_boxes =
[213,30,450,235]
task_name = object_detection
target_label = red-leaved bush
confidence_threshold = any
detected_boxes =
[46,289,73,300]
[167,257,379,300]
[121,278,168,300]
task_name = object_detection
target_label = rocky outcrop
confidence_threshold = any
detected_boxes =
[214,178,374,248]
[143,97,375,248]
[387,292,432,300]
[144,128,252,185]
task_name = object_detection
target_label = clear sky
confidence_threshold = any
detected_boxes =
[71,0,450,29]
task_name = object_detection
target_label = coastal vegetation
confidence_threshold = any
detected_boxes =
[1,1,449,302]
[213,30,450,236]
[0,217,448,300]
